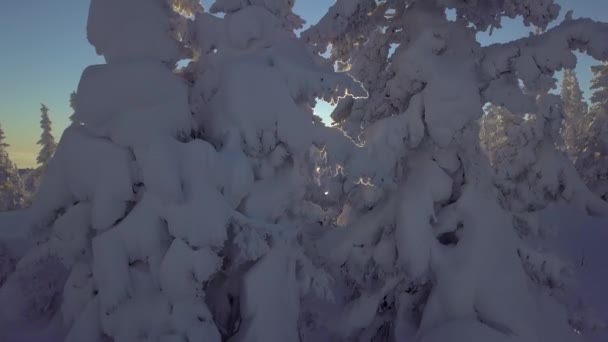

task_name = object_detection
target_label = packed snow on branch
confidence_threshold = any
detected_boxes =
[1,0,608,341]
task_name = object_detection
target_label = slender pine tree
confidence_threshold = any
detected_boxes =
[36,104,57,166]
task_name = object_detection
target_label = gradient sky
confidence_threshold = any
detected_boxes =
[0,0,606,168]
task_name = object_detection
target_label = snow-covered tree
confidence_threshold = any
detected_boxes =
[590,62,608,114]
[575,62,608,199]
[302,1,608,341]
[0,123,26,212]
[560,68,591,158]
[2,1,608,341]
[0,0,360,341]
[186,1,364,340]
[480,104,513,164]
[0,0,204,339]
[36,104,57,167]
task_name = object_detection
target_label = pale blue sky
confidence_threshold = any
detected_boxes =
[0,0,606,167]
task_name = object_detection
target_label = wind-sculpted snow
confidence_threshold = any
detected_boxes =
[87,0,189,63]
[74,62,192,148]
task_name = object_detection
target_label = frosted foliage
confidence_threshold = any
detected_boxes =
[2,0,608,341]
[302,0,608,341]
[28,126,134,232]
[187,2,365,340]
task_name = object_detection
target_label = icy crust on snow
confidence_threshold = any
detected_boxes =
[87,0,187,63]
[74,62,192,148]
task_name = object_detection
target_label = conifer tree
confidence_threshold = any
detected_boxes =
[560,69,590,157]
[576,62,608,199]
[303,1,608,340]
[0,122,26,211]
[1,1,608,341]
[36,104,57,166]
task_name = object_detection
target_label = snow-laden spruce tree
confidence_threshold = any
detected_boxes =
[18,103,60,200]
[560,69,590,158]
[0,0,362,341]
[36,104,57,167]
[575,62,608,200]
[186,1,364,340]
[0,122,26,212]
[302,1,608,341]
[0,0,204,340]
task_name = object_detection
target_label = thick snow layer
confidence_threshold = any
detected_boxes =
[216,136,254,209]
[210,0,304,31]
[545,204,608,341]
[87,0,185,63]
[91,195,167,327]
[64,298,103,342]
[416,184,582,342]
[74,62,192,148]
[203,56,316,154]
[242,169,303,223]
[192,6,364,157]
[159,239,221,300]
[231,245,300,342]
[418,318,513,342]
[4,1,608,342]
[396,153,453,278]
[62,262,95,328]
[390,13,483,147]
[30,126,133,232]
[0,209,31,240]
[45,202,92,268]
[138,138,185,204]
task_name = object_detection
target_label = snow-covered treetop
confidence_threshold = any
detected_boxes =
[0,122,8,149]
[209,0,304,31]
[190,1,365,156]
[87,0,194,64]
